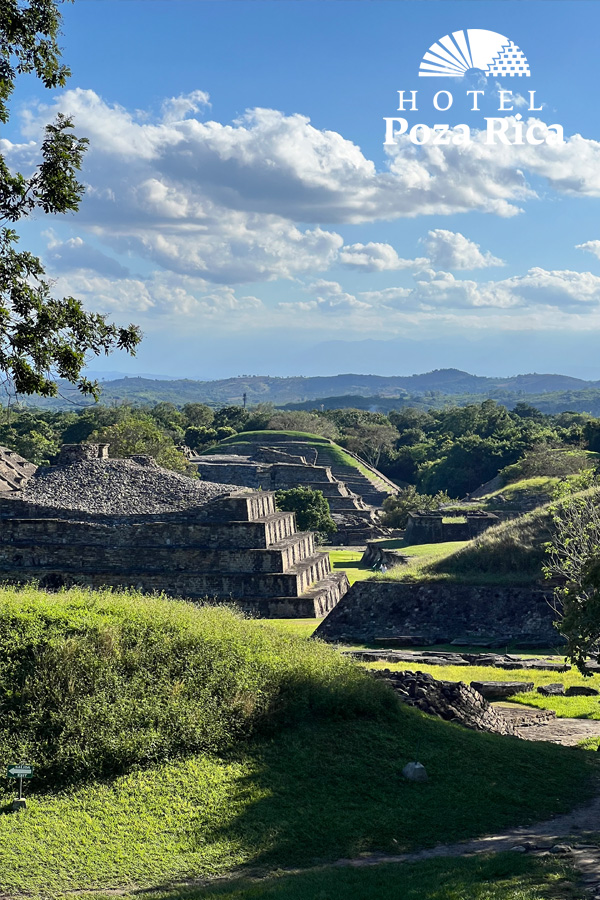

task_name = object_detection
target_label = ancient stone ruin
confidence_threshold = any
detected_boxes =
[373,669,517,736]
[0,447,37,493]
[195,443,392,544]
[315,580,560,645]
[0,443,348,617]
[404,510,500,544]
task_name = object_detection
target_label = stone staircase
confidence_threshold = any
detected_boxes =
[0,490,348,618]
[0,447,37,493]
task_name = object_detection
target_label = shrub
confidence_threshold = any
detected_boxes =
[501,447,594,485]
[275,487,337,535]
[0,587,393,788]
[380,487,452,528]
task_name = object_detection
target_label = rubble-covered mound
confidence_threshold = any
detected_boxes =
[23,457,243,516]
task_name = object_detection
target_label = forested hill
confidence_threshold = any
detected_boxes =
[15,368,600,411]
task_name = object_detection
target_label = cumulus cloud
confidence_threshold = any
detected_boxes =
[339,242,428,271]
[279,279,370,314]
[363,268,600,312]
[161,90,211,124]
[54,269,264,318]
[6,90,600,315]
[576,240,600,260]
[422,229,504,270]
[43,232,131,278]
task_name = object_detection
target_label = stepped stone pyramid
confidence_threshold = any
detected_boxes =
[194,436,398,544]
[0,445,348,617]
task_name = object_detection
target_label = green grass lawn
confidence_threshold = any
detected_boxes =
[67,852,580,900]
[327,548,375,584]
[481,476,559,501]
[327,542,470,586]
[0,713,594,899]
[372,541,471,581]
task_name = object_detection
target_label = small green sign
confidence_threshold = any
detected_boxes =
[7,765,33,779]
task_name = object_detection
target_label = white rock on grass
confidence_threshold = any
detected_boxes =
[402,762,428,782]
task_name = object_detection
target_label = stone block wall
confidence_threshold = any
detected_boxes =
[0,491,348,618]
[315,579,559,644]
[404,511,500,545]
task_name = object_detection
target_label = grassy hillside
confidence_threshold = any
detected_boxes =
[373,501,562,586]
[0,586,392,788]
[0,586,595,899]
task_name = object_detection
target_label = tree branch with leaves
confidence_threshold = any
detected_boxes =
[544,490,600,673]
[0,0,141,400]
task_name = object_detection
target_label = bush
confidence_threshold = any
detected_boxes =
[501,447,594,485]
[275,487,337,535]
[0,587,393,788]
[380,487,452,528]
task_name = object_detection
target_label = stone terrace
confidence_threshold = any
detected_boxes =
[0,446,348,617]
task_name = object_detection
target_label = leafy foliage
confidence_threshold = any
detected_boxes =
[90,415,192,473]
[544,489,600,672]
[380,486,452,528]
[275,486,337,535]
[0,587,393,788]
[0,0,141,399]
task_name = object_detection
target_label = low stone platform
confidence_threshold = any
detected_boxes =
[316,580,561,645]
[342,649,571,672]
[497,703,600,746]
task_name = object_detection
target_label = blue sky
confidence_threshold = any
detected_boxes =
[6,0,600,380]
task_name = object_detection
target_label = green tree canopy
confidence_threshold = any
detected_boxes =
[275,487,337,536]
[0,0,141,399]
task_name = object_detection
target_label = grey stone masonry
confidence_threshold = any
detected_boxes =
[194,444,392,545]
[373,669,517,736]
[404,510,500,545]
[315,580,560,644]
[0,447,37,493]
[0,450,349,618]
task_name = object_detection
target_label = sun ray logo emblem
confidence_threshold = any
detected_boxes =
[419,29,530,77]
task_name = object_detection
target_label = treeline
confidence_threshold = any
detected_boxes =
[2,399,600,497]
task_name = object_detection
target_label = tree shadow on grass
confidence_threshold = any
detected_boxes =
[182,710,595,876]
[133,853,580,900]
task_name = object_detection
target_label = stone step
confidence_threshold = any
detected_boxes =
[0,511,298,551]
[0,531,318,576]
[0,551,333,600]
[241,571,350,618]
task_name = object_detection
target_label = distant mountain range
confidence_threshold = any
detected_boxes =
[14,368,600,413]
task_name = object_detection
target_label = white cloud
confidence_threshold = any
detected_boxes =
[54,270,264,318]
[576,240,600,260]
[369,268,600,312]
[161,90,211,124]
[278,279,370,314]
[43,231,130,278]
[339,242,428,271]
[423,229,504,270]
[6,90,600,319]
